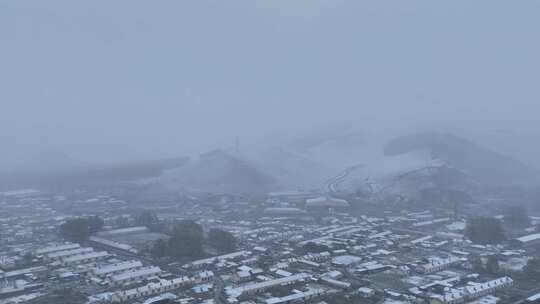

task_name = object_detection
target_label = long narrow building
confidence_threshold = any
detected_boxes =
[62,251,109,265]
[92,261,143,277]
[46,248,94,261]
[109,266,161,286]
[227,273,311,298]
[110,277,193,303]
[36,243,80,255]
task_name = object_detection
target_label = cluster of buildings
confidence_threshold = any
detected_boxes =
[1,188,539,304]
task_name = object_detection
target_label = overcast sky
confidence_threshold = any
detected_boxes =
[1,1,539,167]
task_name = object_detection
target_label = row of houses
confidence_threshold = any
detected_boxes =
[417,256,464,274]
[108,271,214,303]
[34,242,111,266]
[35,243,80,256]
[186,251,251,269]
[92,260,143,277]
[429,277,514,304]
[265,288,327,304]
[226,273,311,299]
[108,266,162,286]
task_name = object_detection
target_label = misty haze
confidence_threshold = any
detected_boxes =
[1,1,540,304]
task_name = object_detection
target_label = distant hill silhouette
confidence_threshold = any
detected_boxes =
[160,149,276,194]
[0,155,189,191]
[384,132,538,185]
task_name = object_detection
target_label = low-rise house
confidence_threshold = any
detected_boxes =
[109,266,161,286]
[188,251,250,269]
[227,273,311,298]
[265,288,326,304]
[92,260,143,277]
[35,243,80,256]
[62,251,109,266]
[417,256,463,274]
[46,247,93,261]
[429,277,513,304]
[194,270,214,283]
[332,255,362,267]
[110,276,193,303]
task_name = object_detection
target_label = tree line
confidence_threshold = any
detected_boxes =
[150,219,237,260]
[464,206,531,245]
[59,216,104,243]
[58,211,237,262]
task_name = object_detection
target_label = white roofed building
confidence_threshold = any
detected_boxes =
[36,243,80,256]
[110,277,193,303]
[429,277,513,304]
[92,261,143,277]
[306,197,349,209]
[417,256,463,274]
[46,247,94,261]
[62,251,109,266]
[109,266,161,286]
[227,273,311,298]
[513,233,540,247]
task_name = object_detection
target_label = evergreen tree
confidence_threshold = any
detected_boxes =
[59,216,105,243]
[87,215,105,233]
[135,210,160,231]
[167,220,204,259]
[469,255,484,273]
[465,217,506,245]
[151,238,168,259]
[503,206,529,229]
[486,255,500,274]
[208,228,236,253]
[60,218,90,243]
[524,257,540,280]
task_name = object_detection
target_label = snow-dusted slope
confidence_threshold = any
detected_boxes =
[255,147,337,190]
[258,131,533,199]
[159,149,276,194]
[254,130,435,191]
[385,132,538,185]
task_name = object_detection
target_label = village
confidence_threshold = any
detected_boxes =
[1,188,539,304]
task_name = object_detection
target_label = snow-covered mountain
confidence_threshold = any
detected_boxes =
[257,130,433,191]
[4,130,536,197]
[385,132,538,186]
[255,130,538,199]
[159,149,276,194]
[0,155,189,191]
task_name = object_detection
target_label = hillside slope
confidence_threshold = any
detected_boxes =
[160,150,277,194]
[384,132,538,185]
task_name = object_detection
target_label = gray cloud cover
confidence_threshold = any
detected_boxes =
[1,1,539,167]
